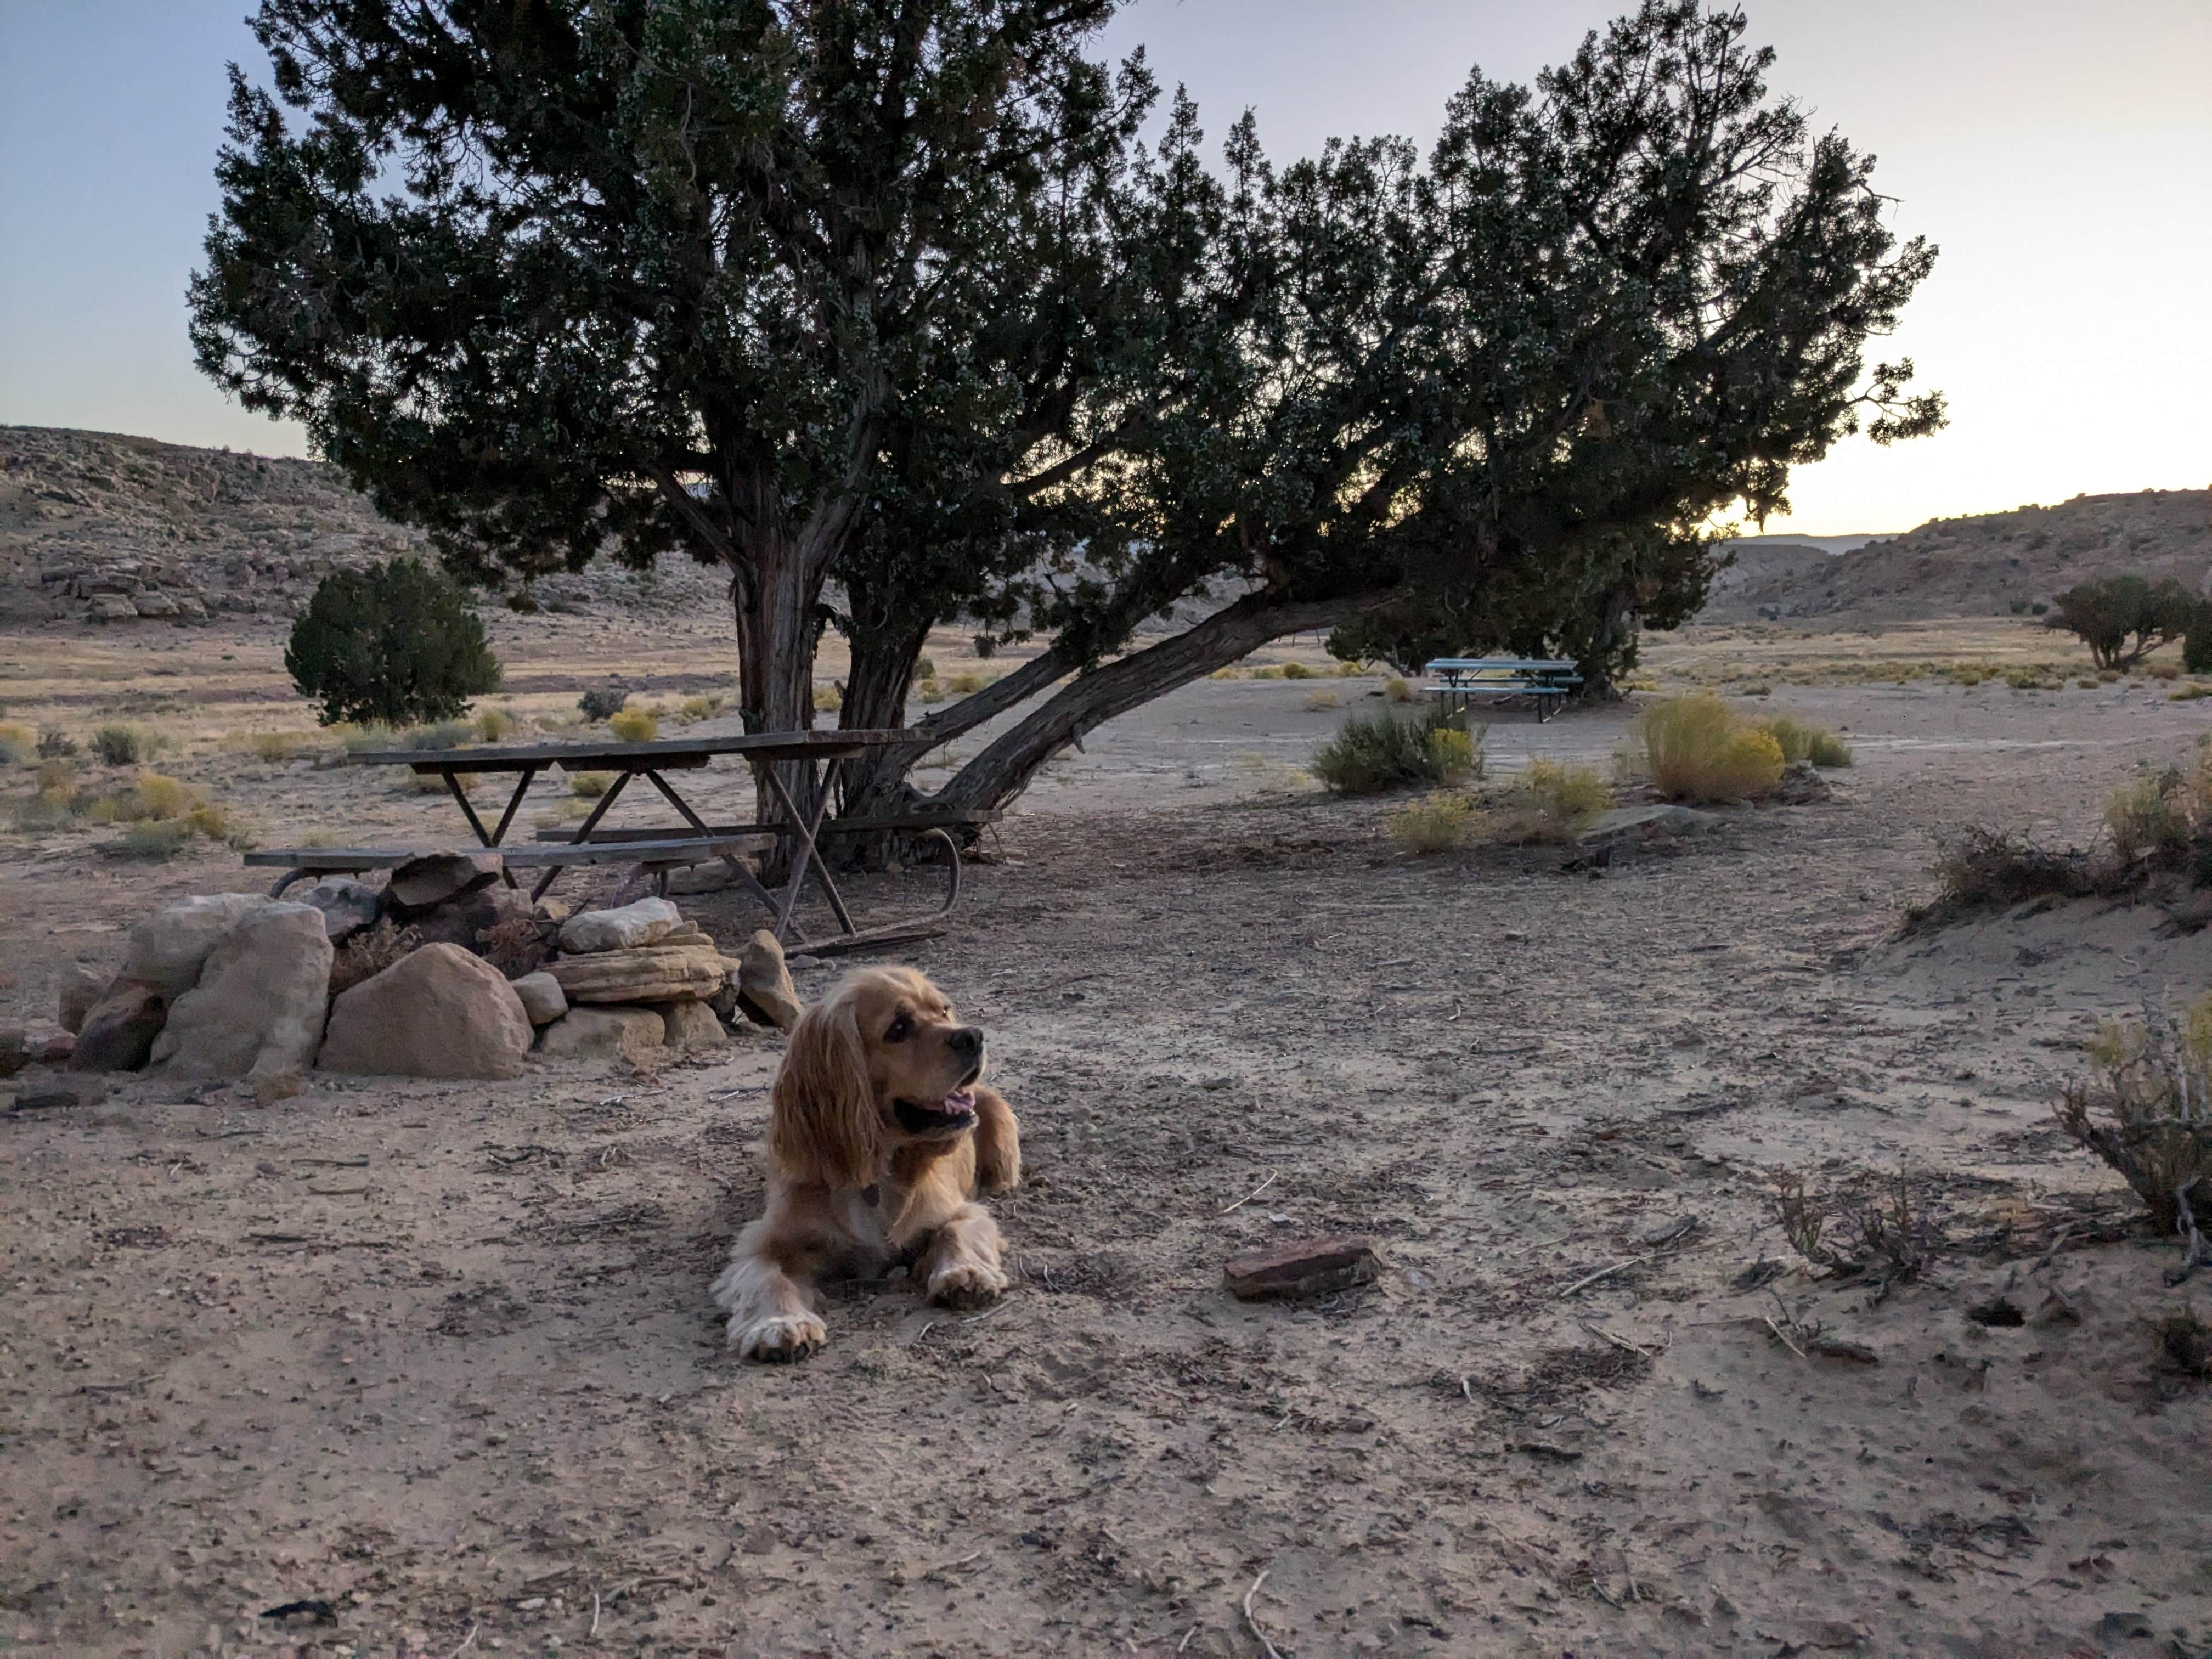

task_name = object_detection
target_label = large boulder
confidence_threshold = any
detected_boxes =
[68,981,167,1073]
[385,849,503,912]
[408,884,538,957]
[559,897,681,953]
[544,939,725,1005]
[151,905,333,1083]
[509,971,568,1026]
[535,1006,665,1062]
[125,894,273,998]
[298,876,382,942]
[735,930,803,1030]
[656,1000,728,1052]
[319,943,532,1080]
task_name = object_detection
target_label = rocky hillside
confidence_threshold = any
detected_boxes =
[0,426,721,627]
[1697,488,2212,625]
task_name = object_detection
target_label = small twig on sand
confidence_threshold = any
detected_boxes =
[449,1622,479,1659]
[1221,1173,1278,1215]
[1176,1624,1199,1653]
[1582,1322,1657,1359]
[2031,1224,2074,1273]
[1763,1314,1808,1359]
[590,1592,601,1638]
[1461,1376,1477,1406]
[1242,1568,1284,1659]
[1559,1256,1640,1298]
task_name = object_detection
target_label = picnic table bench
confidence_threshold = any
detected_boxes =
[244,729,989,955]
[1421,657,1583,723]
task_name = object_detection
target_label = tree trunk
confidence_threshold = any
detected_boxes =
[730,529,832,844]
[930,590,1389,814]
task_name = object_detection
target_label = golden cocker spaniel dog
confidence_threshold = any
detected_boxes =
[712,966,1020,1362]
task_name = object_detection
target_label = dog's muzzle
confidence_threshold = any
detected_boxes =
[894,1088,979,1136]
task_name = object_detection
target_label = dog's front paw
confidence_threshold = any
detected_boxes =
[732,1311,828,1362]
[927,1260,1007,1311]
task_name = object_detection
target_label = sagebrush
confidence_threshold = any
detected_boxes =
[1311,707,1481,796]
[2058,1003,2212,1243]
[1634,695,1784,803]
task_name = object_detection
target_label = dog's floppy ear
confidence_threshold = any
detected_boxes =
[770,991,879,1189]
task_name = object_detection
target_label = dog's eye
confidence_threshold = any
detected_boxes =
[885,1014,911,1043]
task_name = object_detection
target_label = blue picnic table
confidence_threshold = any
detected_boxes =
[1421,657,1583,723]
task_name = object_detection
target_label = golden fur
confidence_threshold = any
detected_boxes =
[711,966,1019,1361]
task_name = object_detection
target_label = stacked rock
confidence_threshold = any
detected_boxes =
[533,899,731,1060]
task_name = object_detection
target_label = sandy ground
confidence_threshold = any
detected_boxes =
[3,612,2212,1658]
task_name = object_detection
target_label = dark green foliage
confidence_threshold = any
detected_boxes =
[2187,611,2212,675]
[578,690,628,723]
[38,728,77,759]
[1310,706,1471,797]
[285,558,502,727]
[2047,575,2200,670]
[89,726,142,766]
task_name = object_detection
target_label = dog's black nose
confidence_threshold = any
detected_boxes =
[948,1025,984,1059]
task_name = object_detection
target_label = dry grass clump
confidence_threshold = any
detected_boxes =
[1633,695,1784,803]
[811,684,843,713]
[1311,707,1481,795]
[2156,1310,2212,1379]
[1336,661,1367,678]
[87,772,245,857]
[1756,715,1853,768]
[37,727,76,758]
[1280,662,1317,680]
[2058,1003,2212,1246]
[89,723,160,766]
[608,707,659,742]
[945,671,991,695]
[2103,757,2212,874]
[1248,665,1284,680]
[404,720,473,750]
[570,770,614,799]
[1385,791,1480,853]
[915,677,946,704]
[330,918,424,995]
[1304,688,1342,712]
[0,722,34,765]
[1520,760,1612,831]
[1383,676,1415,703]
[678,692,727,722]
[473,707,518,742]
[1915,828,2098,926]
[1772,1169,1928,1297]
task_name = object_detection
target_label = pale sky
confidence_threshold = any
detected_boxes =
[2,1,2206,535]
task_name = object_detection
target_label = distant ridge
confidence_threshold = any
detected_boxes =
[1697,489,2212,626]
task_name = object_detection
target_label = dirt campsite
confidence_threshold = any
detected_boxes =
[4,569,2212,1657]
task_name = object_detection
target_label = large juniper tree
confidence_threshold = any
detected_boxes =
[190,0,1159,758]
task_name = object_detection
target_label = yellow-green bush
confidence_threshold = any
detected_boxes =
[812,684,843,713]
[1336,661,1367,678]
[1304,689,1342,712]
[1249,665,1284,681]
[1311,708,1481,796]
[945,671,990,695]
[1280,662,1317,680]
[1635,695,1785,803]
[0,722,33,765]
[1756,715,1853,768]
[474,707,517,741]
[679,693,725,721]
[1383,676,1414,703]
[571,770,614,799]
[608,707,658,743]
[916,678,946,704]
[89,724,147,766]
[1519,759,1613,831]
[1386,792,1479,854]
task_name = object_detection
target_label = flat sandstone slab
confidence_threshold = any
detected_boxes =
[1223,1235,1383,1301]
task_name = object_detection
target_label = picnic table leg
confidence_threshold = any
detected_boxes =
[758,764,857,940]
[443,769,499,848]
[530,769,635,900]
[637,768,789,920]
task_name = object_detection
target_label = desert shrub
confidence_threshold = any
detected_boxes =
[570,770,614,798]
[404,720,473,751]
[1311,707,1479,796]
[1336,661,1366,678]
[329,918,424,995]
[1280,662,1317,680]
[916,678,946,704]
[1386,791,1479,853]
[916,657,936,680]
[608,707,659,743]
[117,820,196,860]
[1906,827,2100,930]
[2187,615,2212,675]
[2157,1311,2212,1379]
[473,707,517,742]
[1519,759,1613,832]
[1757,715,1852,768]
[1304,689,1342,711]
[946,671,989,695]
[89,724,144,766]
[286,556,503,726]
[479,913,556,978]
[0,723,33,764]
[1383,676,1414,703]
[1207,667,1238,681]
[578,687,628,721]
[679,693,724,721]
[246,730,311,761]
[92,772,196,823]
[812,683,843,713]
[1248,665,1284,680]
[36,727,76,759]
[1634,695,1785,803]
[340,723,396,754]
[2174,684,2212,703]
[2103,759,2212,874]
[2047,575,2200,671]
[2148,662,2181,682]
[407,769,475,795]
[1771,1169,1927,1297]
[2058,1003,2212,1242]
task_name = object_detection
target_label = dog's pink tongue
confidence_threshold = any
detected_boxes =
[943,1089,976,1114]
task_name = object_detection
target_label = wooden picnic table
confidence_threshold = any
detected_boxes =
[248,728,977,954]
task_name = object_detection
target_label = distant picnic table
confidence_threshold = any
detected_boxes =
[242,729,996,955]
[1421,657,1583,723]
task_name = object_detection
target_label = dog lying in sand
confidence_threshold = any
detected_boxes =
[711,967,1020,1361]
